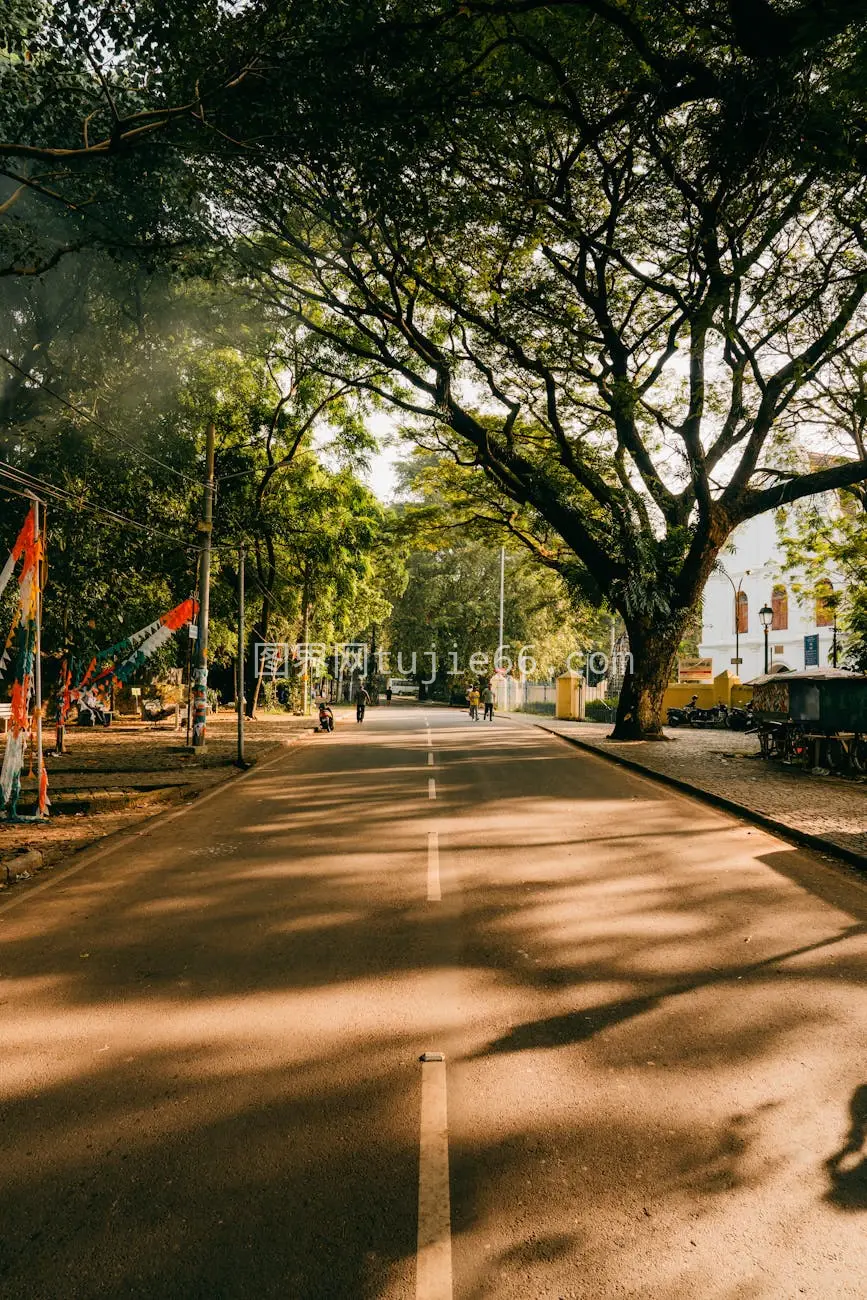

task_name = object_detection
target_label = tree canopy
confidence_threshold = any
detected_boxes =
[4,1,867,734]
[210,0,867,733]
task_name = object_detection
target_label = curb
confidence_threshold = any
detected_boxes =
[505,713,867,874]
[13,785,186,817]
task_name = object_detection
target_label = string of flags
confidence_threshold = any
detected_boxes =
[73,598,198,694]
[0,505,47,817]
[63,598,198,719]
[1,498,197,819]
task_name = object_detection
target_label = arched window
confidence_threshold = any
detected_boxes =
[736,590,748,634]
[816,579,835,628]
[771,584,788,631]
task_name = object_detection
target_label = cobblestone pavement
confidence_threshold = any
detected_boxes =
[503,712,867,862]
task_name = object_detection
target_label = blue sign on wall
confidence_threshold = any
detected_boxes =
[804,633,819,667]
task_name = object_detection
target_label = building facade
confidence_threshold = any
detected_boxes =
[699,513,841,682]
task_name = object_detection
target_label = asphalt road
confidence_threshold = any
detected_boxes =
[2,704,867,1299]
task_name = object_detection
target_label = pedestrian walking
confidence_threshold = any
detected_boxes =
[356,685,371,722]
[482,684,495,721]
[385,684,393,704]
[468,685,481,721]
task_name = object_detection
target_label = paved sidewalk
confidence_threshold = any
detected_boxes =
[501,712,867,864]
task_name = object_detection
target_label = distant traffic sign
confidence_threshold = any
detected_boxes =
[730,657,743,666]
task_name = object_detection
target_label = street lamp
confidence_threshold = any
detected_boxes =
[759,603,773,674]
[718,566,750,675]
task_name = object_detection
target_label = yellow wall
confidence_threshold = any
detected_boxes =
[553,668,756,718]
[663,682,717,710]
[662,670,753,712]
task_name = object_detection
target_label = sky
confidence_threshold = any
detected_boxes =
[362,446,399,502]
[359,409,401,502]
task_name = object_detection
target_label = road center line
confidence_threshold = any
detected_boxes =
[428,751,434,766]
[428,778,436,801]
[416,1055,452,1300]
[427,831,441,901]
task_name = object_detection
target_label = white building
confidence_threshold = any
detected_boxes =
[699,513,841,682]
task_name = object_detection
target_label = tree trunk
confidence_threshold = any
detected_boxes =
[300,561,311,715]
[247,599,270,720]
[609,621,685,741]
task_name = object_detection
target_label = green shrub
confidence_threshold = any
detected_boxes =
[262,679,292,711]
[585,698,615,722]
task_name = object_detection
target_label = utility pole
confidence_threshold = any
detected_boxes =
[192,421,215,749]
[497,545,506,708]
[719,566,749,677]
[237,546,245,765]
[33,497,45,811]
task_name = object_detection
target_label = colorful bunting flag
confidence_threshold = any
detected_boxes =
[0,506,45,816]
[64,598,199,718]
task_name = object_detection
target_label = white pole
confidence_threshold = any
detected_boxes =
[498,546,505,659]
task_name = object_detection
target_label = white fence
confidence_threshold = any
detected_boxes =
[492,677,612,716]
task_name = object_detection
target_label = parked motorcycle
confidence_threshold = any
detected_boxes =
[692,702,729,728]
[726,701,755,731]
[666,696,729,728]
[666,695,699,727]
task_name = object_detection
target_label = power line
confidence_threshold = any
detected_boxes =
[0,462,200,552]
[0,351,201,487]
[0,461,198,551]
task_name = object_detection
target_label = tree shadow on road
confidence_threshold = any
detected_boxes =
[475,924,867,1057]
[826,1084,867,1211]
[4,725,867,1295]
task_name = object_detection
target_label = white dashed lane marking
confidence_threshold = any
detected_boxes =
[416,1055,452,1299]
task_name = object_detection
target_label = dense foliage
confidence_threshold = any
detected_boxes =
[0,251,392,704]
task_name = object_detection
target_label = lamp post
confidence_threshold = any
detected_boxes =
[827,591,841,668]
[759,603,773,674]
[718,566,750,675]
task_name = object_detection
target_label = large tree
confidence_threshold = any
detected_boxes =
[217,0,867,736]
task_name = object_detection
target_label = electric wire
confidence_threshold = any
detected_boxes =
[0,462,200,552]
[0,461,198,551]
[0,351,201,487]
